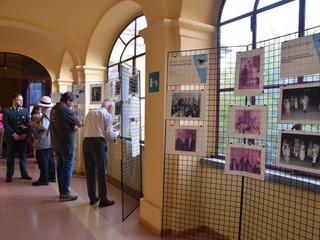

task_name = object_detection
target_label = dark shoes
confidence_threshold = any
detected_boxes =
[32,180,49,186]
[6,175,32,182]
[90,197,100,205]
[5,178,12,183]
[90,197,114,207]
[60,193,78,202]
[21,175,32,180]
[99,199,115,208]
[49,178,56,182]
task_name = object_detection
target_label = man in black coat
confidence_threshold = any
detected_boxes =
[3,93,32,183]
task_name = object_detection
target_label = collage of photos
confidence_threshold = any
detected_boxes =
[226,48,266,179]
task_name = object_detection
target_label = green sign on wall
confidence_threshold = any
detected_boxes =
[148,71,160,93]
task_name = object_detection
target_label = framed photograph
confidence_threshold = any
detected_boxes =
[227,105,268,140]
[90,84,102,104]
[165,125,207,156]
[277,130,320,173]
[129,75,139,95]
[225,143,266,181]
[234,48,264,96]
[166,90,206,120]
[278,82,320,124]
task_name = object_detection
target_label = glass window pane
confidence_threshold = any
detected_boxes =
[136,55,145,98]
[121,21,136,43]
[221,0,255,22]
[306,0,320,29]
[256,0,298,42]
[140,99,145,141]
[220,17,252,46]
[122,41,135,59]
[137,16,147,32]
[109,39,125,65]
[108,64,119,80]
[136,36,145,55]
[258,0,286,9]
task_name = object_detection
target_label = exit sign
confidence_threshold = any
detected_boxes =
[148,71,160,93]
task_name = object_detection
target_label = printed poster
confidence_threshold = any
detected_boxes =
[73,84,85,105]
[280,33,320,78]
[167,54,208,85]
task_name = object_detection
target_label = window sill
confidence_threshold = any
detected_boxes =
[200,157,320,193]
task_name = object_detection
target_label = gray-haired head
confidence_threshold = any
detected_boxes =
[101,98,114,110]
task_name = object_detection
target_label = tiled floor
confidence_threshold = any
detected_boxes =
[0,158,160,240]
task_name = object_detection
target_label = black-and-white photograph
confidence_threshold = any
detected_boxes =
[115,81,121,96]
[277,130,320,173]
[166,90,206,120]
[278,82,320,124]
[90,84,102,104]
[225,143,266,181]
[165,125,207,156]
[234,48,264,96]
[227,105,268,140]
[115,101,122,115]
[129,75,138,95]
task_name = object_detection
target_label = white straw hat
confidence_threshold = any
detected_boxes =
[37,96,54,107]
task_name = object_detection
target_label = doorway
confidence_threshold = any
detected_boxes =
[0,52,52,157]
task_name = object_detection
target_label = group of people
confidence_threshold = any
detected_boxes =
[239,59,259,88]
[2,92,119,207]
[282,94,310,115]
[282,138,319,167]
[171,95,200,118]
[175,132,196,152]
[235,116,260,135]
[230,155,261,175]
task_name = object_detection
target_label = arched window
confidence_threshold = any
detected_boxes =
[219,0,320,46]
[217,1,320,165]
[108,15,147,140]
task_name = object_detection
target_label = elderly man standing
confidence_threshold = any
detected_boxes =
[82,98,119,207]
[50,92,82,201]
[30,96,56,186]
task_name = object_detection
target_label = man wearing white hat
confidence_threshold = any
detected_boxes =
[31,96,56,186]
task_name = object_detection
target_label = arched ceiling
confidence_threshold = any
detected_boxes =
[0,0,219,78]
